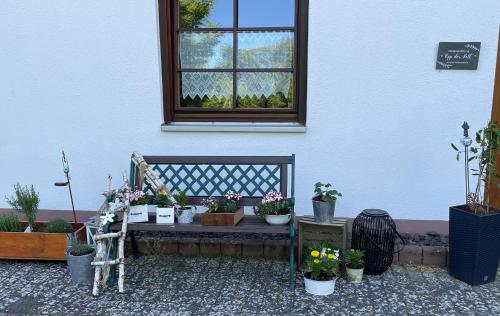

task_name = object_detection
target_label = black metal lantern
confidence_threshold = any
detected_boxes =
[351,209,404,275]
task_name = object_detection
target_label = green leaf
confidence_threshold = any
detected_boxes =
[456,153,460,161]
[451,143,459,151]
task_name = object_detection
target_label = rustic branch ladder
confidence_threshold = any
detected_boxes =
[125,154,297,291]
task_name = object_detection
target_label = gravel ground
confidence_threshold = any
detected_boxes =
[0,257,498,315]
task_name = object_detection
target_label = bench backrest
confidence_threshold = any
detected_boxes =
[130,155,295,207]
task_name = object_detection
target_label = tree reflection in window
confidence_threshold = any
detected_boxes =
[175,0,300,113]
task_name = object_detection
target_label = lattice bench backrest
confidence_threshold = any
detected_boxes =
[130,155,295,207]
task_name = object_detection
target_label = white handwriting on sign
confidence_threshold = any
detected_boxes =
[440,52,475,63]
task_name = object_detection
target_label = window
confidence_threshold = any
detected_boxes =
[158,0,308,124]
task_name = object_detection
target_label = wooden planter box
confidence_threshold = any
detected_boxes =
[0,222,86,261]
[201,208,244,226]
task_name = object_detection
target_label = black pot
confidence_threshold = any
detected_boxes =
[449,205,500,285]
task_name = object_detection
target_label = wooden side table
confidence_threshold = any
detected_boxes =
[298,216,348,270]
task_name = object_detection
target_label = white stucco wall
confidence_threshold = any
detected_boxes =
[1,0,499,220]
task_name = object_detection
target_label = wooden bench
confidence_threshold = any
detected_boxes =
[113,155,297,290]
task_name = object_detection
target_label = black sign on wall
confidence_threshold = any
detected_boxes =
[436,42,481,70]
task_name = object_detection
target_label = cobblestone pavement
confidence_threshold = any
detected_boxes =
[0,257,498,315]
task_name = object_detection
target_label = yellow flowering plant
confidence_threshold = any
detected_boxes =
[154,190,174,208]
[304,241,341,281]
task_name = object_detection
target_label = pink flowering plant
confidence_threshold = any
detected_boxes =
[223,191,241,213]
[255,191,292,216]
[129,188,149,206]
[201,196,219,213]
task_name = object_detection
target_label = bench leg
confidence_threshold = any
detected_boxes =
[288,218,296,291]
[130,231,140,258]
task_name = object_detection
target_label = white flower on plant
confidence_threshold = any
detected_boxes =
[320,248,327,257]
[262,191,283,203]
[100,212,115,225]
[224,191,241,201]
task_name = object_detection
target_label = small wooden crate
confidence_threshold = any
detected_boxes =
[298,217,348,270]
[201,208,244,226]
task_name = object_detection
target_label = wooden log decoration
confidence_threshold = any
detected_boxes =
[92,173,131,296]
[91,152,175,296]
[131,151,176,204]
[92,176,112,296]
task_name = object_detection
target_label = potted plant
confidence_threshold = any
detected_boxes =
[5,182,39,232]
[155,190,175,224]
[450,121,500,285]
[200,191,244,226]
[67,238,95,285]
[173,190,195,224]
[1,183,86,260]
[128,188,149,223]
[345,249,365,283]
[0,214,22,232]
[44,218,73,233]
[303,241,340,295]
[254,191,293,225]
[312,182,342,223]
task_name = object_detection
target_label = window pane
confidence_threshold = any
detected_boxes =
[238,31,293,68]
[238,0,295,27]
[179,0,233,28]
[180,31,233,69]
[237,72,293,108]
[180,72,233,108]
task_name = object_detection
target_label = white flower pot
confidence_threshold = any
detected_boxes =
[156,207,175,224]
[346,267,364,283]
[304,275,337,295]
[264,214,291,225]
[129,205,149,223]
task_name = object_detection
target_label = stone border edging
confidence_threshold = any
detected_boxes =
[128,238,449,267]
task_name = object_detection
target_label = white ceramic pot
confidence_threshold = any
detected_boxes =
[304,275,337,295]
[129,204,149,223]
[346,267,364,283]
[177,206,195,224]
[264,214,291,225]
[156,207,175,224]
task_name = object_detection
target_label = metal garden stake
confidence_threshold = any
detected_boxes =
[54,150,77,223]
[460,122,472,204]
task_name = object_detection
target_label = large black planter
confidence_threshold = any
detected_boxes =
[449,205,500,285]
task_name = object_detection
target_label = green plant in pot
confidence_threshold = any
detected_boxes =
[128,188,150,223]
[173,190,195,224]
[345,249,365,283]
[303,241,341,295]
[44,218,73,233]
[222,191,241,213]
[449,121,500,285]
[0,214,22,232]
[66,238,95,285]
[312,182,342,224]
[200,192,242,214]
[254,191,293,225]
[5,183,40,232]
[155,190,175,224]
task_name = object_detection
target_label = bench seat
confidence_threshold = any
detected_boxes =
[115,214,292,234]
